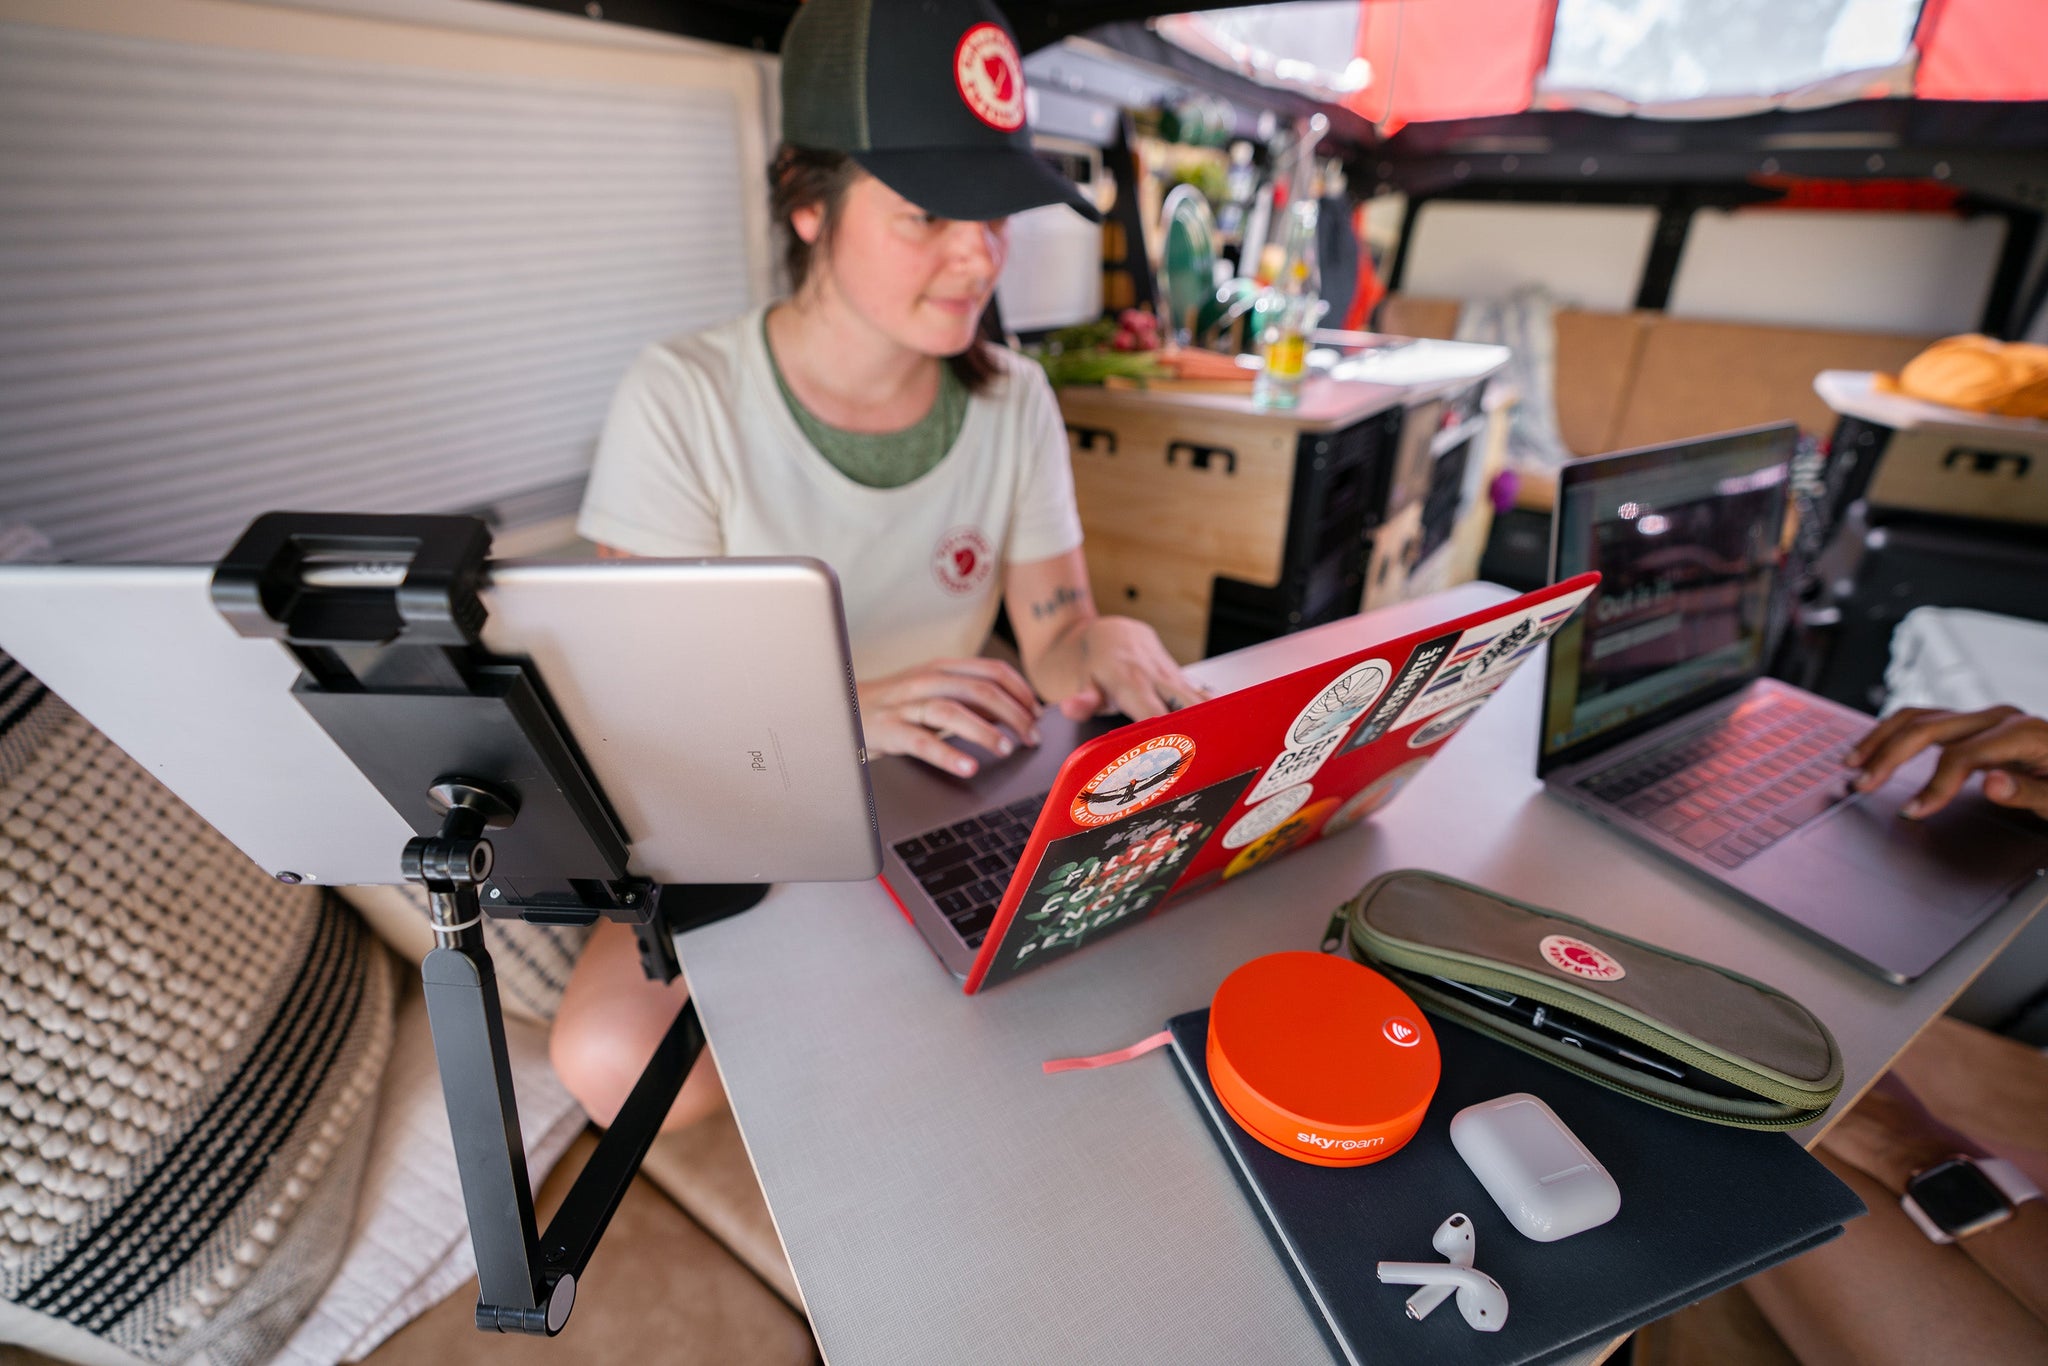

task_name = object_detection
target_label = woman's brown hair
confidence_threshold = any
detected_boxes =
[768,144,1001,394]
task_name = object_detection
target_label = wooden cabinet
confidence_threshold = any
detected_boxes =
[1060,391,1299,664]
[1056,371,1508,662]
[1057,380,1399,662]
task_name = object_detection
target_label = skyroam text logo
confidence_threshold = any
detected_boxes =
[1295,1132,1386,1153]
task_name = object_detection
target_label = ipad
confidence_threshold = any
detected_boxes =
[0,557,879,887]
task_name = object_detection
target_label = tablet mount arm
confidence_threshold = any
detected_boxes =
[212,512,755,1336]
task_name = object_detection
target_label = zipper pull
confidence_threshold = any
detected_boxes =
[1320,905,1350,955]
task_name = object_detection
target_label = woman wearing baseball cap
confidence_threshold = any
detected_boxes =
[555,0,1203,1130]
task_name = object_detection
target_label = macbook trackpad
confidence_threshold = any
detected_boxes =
[1796,784,2048,918]
[1748,769,2048,981]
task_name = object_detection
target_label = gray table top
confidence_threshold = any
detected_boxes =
[678,582,2046,1366]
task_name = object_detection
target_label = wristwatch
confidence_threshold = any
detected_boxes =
[1900,1154,2043,1244]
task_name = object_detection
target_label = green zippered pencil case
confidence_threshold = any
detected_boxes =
[1324,870,1844,1129]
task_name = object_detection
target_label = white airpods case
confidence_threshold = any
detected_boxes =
[1450,1093,1621,1242]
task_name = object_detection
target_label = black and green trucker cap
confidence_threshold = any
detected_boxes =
[780,0,1101,223]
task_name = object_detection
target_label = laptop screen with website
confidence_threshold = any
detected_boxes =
[1539,425,1795,773]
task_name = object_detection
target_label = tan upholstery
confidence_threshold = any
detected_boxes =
[1381,294,1937,467]
[1611,318,1936,451]
[638,1108,804,1308]
[1376,294,1460,343]
[362,1133,817,1366]
[1553,310,1652,456]
[1378,295,1650,455]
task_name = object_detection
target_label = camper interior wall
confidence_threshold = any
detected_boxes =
[1401,200,1662,314]
[1666,208,2007,334]
[0,0,773,563]
[1396,195,2008,336]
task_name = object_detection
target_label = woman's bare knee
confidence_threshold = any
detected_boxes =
[551,922,728,1131]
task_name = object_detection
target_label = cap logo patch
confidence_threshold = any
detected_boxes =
[954,22,1025,132]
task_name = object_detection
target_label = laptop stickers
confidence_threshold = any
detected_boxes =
[977,771,1256,988]
[963,575,1599,993]
[1070,734,1197,826]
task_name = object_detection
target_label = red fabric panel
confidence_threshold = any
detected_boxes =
[1751,176,1962,212]
[1342,0,1553,134]
[1341,202,1386,330]
[1915,0,2048,101]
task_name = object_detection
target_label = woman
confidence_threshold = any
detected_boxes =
[552,0,1203,1130]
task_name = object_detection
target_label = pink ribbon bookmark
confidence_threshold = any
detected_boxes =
[1043,1029,1173,1074]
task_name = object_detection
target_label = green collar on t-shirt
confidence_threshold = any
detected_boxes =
[761,314,967,490]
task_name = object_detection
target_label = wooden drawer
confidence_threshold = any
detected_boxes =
[1079,533,1221,665]
[1059,390,1296,589]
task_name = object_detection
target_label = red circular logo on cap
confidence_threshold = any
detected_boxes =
[954,22,1025,132]
[932,526,994,596]
[1383,1016,1423,1048]
[1539,934,1626,982]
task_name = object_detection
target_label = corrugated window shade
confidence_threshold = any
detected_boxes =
[0,7,764,562]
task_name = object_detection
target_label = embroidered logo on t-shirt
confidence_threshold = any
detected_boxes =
[932,526,995,596]
[954,23,1025,132]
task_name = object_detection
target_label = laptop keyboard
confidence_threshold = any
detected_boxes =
[1576,697,1864,871]
[892,792,1049,948]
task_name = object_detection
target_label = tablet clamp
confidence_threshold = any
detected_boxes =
[213,512,758,1336]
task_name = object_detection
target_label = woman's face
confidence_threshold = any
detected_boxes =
[798,173,1009,357]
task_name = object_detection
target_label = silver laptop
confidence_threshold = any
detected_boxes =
[1539,424,2048,983]
[0,558,879,888]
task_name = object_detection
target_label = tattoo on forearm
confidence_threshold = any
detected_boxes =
[1030,585,1083,621]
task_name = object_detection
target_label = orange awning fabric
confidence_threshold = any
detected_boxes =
[1914,0,2048,101]
[1326,0,2042,130]
[1341,0,1556,136]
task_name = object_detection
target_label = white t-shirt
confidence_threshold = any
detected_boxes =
[576,307,1085,680]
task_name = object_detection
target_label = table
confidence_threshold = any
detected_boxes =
[678,582,2047,1366]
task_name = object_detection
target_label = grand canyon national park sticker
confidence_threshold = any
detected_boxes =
[1071,734,1196,827]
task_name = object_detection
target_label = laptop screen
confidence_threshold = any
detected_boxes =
[1539,424,1795,774]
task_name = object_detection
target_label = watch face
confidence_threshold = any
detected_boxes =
[1910,1160,2014,1238]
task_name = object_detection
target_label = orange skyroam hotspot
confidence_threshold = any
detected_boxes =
[1207,952,1441,1167]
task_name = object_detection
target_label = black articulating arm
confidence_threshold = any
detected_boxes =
[212,512,752,1337]
[406,780,702,1333]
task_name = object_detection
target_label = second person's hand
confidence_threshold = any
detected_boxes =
[1847,705,2048,820]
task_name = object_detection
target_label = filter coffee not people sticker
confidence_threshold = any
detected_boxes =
[979,770,1256,989]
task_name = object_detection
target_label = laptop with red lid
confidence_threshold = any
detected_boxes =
[874,575,1599,992]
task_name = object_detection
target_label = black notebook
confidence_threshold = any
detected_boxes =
[1168,1009,1865,1366]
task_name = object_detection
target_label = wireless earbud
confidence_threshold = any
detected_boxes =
[1376,1261,1510,1332]
[1405,1212,1476,1320]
